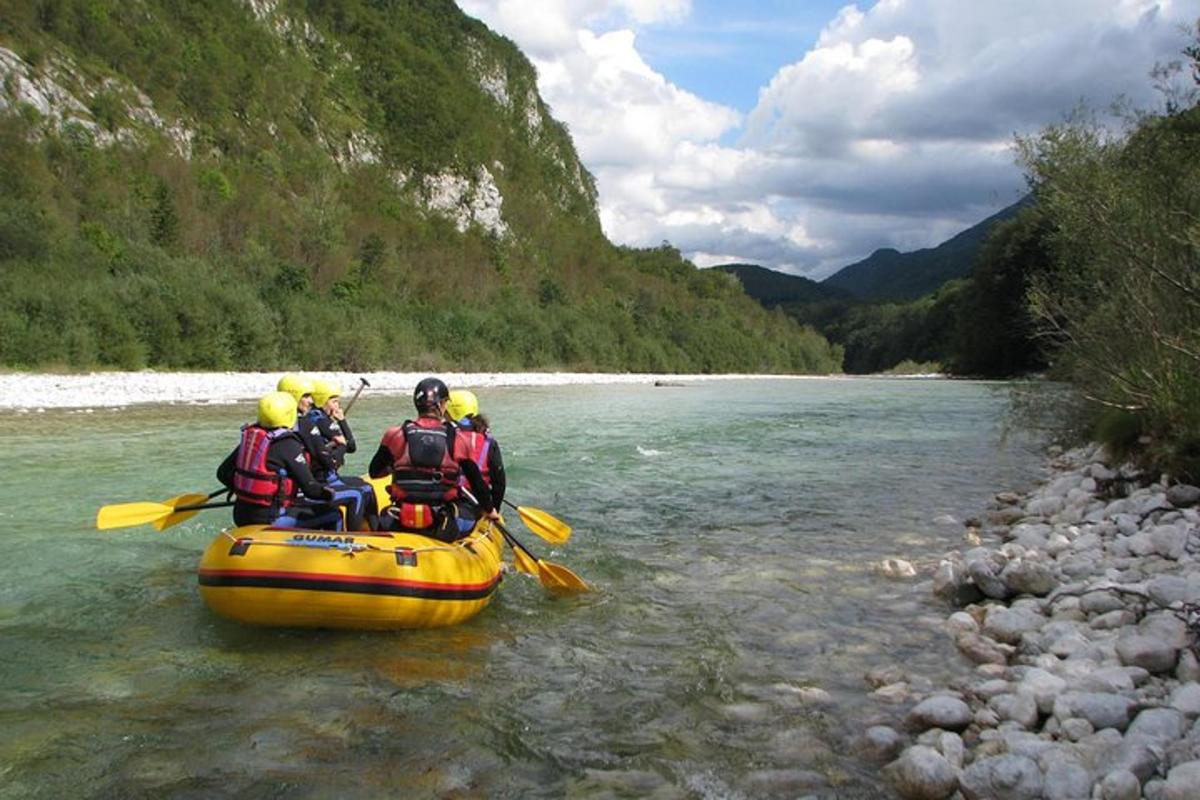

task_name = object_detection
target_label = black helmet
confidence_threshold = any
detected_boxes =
[413,377,449,412]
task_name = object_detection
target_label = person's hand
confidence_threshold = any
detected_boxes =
[485,509,501,522]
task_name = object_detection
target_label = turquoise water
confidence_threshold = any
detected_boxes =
[0,378,1047,798]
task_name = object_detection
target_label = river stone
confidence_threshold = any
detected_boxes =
[1127,708,1188,745]
[1053,692,1134,731]
[906,696,973,732]
[969,555,1012,600]
[1107,738,1161,783]
[1148,575,1200,608]
[989,693,1039,730]
[1010,522,1052,549]
[1117,631,1180,674]
[1061,717,1094,741]
[1166,484,1200,508]
[1164,761,1200,800]
[1078,666,1136,694]
[1140,493,1173,516]
[858,725,905,762]
[1146,778,1169,800]
[1018,668,1067,714]
[983,606,1045,645]
[1091,609,1137,629]
[1081,590,1127,615]
[947,611,979,635]
[883,745,959,800]
[866,664,908,689]
[1150,524,1190,560]
[1099,769,1141,800]
[959,754,1043,800]
[1001,558,1058,596]
[938,731,965,769]
[1027,496,1065,517]
[1177,650,1200,683]
[934,558,984,606]
[1042,760,1093,800]
[1169,683,1200,717]
[956,633,1013,666]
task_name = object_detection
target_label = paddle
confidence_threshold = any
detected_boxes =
[341,376,370,415]
[460,489,588,595]
[502,499,572,544]
[96,489,229,531]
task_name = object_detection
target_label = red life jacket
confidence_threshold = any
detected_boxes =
[381,417,468,505]
[232,425,302,507]
[457,429,493,488]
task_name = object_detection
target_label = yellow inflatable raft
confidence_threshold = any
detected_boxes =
[197,521,504,630]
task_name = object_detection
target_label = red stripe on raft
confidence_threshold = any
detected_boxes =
[197,568,498,593]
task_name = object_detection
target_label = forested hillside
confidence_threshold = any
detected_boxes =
[0,0,840,374]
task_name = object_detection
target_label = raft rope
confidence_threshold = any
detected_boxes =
[216,523,497,558]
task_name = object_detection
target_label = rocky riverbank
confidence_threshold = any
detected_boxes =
[864,444,1200,800]
[0,370,847,410]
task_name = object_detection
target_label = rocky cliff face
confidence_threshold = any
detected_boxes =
[0,0,597,242]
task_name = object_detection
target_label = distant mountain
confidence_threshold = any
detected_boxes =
[821,197,1031,301]
[713,263,852,305]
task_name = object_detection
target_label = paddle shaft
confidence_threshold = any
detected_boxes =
[341,377,370,415]
[172,500,235,514]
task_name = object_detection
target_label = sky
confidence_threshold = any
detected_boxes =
[456,0,1200,280]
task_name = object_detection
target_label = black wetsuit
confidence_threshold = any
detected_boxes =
[299,408,376,530]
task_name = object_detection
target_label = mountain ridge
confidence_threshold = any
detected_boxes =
[821,197,1031,301]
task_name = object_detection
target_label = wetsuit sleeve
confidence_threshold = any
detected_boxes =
[487,440,506,508]
[315,415,348,470]
[216,446,238,490]
[271,437,332,500]
[368,444,392,479]
[459,459,494,513]
[297,415,336,475]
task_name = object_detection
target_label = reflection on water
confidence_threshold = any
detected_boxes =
[0,378,1046,798]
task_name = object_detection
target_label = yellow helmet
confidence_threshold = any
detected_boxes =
[276,373,313,404]
[311,379,342,408]
[446,389,479,422]
[257,391,297,429]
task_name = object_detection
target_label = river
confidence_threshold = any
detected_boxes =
[0,377,1049,798]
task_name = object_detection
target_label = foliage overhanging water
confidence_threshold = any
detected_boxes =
[0,378,1048,798]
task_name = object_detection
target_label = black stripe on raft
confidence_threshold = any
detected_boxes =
[198,572,500,601]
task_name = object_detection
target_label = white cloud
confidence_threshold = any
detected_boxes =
[459,0,1200,279]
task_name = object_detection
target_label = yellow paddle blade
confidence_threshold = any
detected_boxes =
[96,501,174,530]
[537,559,590,595]
[516,505,572,544]
[152,493,211,531]
[509,542,540,575]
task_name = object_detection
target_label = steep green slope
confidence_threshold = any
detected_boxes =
[0,0,841,374]
[822,197,1030,301]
